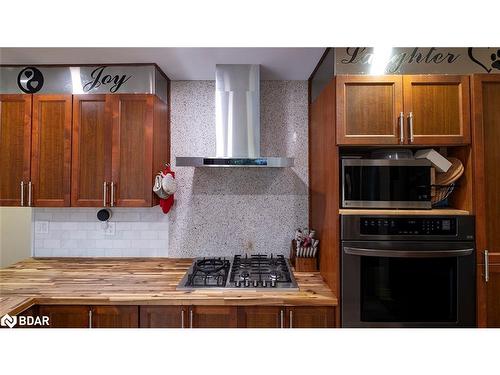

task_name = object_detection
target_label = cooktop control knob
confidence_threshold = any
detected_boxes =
[253,280,258,287]
[271,280,276,287]
[261,280,267,287]
[235,280,240,287]
[245,280,250,287]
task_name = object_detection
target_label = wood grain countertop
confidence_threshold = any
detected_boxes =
[0,258,337,316]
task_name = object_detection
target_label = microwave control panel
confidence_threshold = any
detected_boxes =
[360,217,457,236]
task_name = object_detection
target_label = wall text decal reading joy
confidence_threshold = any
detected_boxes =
[82,66,132,93]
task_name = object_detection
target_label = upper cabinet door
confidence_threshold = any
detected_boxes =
[403,75,471,145]
[111,95,154,207]
[71,95,112,207]
[336,75,404,145]
[31,95,72,207]
[0,95,32,206]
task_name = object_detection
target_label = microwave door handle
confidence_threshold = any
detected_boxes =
[343,246,473,258]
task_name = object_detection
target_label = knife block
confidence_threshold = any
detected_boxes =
[290,241,318,272]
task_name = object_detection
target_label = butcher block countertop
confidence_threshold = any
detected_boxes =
[0,258,337,316]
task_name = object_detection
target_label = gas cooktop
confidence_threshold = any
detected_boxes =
[177,254,299,291]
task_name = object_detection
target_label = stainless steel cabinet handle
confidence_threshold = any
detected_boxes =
[103,182,107,207]
[110,181,115,207]
[189,308,193,328]
[280,309,284,328]
[89,308,93,328]
[20,181,24,206]
[28,181,32,206]
[409,112,414,143]
[289,310,293,328]
[485,250,489,283]
[181,309,185,328]
[399,112,404,143]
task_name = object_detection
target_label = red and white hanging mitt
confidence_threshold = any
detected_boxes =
[153,164,177,214]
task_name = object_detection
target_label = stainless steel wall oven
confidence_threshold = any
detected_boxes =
[341,215,475,327]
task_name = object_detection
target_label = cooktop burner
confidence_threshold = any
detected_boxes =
[177,254,298,291]
[185,257,230,287]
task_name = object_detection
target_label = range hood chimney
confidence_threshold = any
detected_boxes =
[176,64,294,167]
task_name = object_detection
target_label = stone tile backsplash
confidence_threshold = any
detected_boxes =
[33,208,169,257]
[169,80,308,257]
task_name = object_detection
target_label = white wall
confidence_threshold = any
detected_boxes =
[0,207,32,267]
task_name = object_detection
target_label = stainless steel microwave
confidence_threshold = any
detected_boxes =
[341,159,432,209]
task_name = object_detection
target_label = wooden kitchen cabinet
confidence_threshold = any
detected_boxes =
[477,258,500,328]
[90,305,139,328]
[37,305,138,328]
[111,94,170,207]
[336,75,404,145]
[139,306,186,328]
[71,95,112,206]
[336,74,471,146]
[237,306,283,328]
[38,305,90,328]
[1,93,169,208]
[473,74,500,327]
[111,94,154,207]
[0,94,72,207]
[285,306,335,328]
[403,75,470,145]
[0,94,32,206]
[23,304,336,328]
[31,95,72,207]
[188,306,238,328]
[70,94,169,208]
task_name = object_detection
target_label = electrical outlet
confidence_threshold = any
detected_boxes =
[104,222,116,236]
[35,221,49,234]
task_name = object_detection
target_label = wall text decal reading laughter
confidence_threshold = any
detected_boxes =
[341,48,461,73]
[337,47,500,74]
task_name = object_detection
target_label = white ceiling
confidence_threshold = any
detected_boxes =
[0,48,326,80]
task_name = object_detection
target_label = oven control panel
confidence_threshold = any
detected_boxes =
[360,217,457,236]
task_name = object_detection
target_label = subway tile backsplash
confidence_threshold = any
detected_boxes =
[33,208,169,257]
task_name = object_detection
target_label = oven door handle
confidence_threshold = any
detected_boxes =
[343,246,474,258]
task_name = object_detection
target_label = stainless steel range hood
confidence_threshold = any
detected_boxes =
[176,64,294,167]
